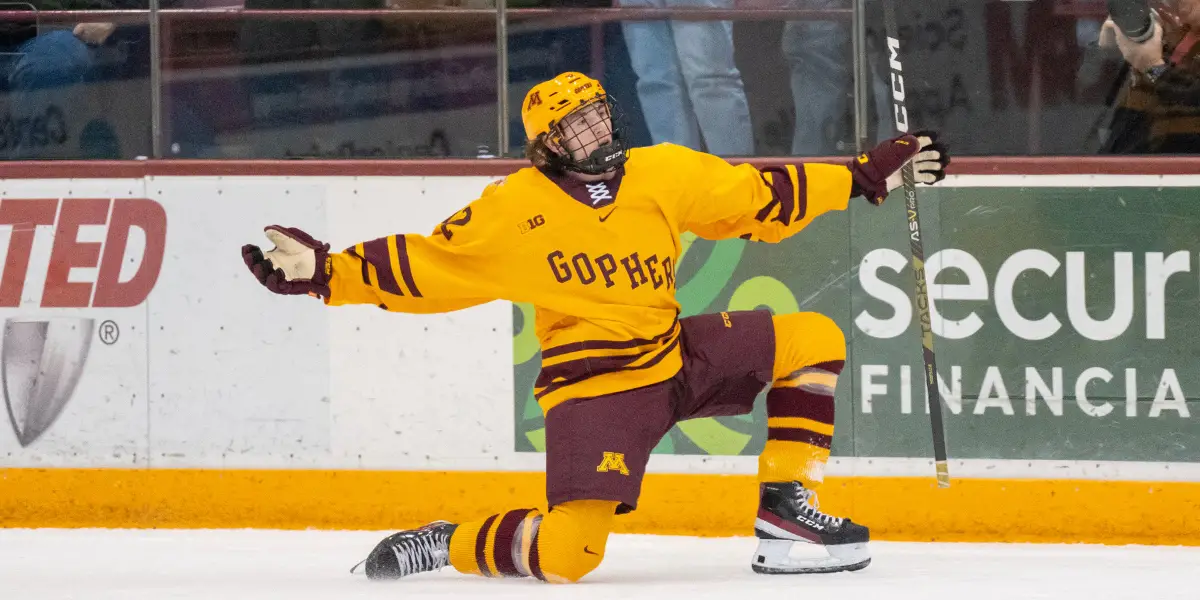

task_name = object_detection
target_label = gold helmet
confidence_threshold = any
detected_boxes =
[521,72,628,175]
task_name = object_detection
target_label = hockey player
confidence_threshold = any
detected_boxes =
[241,72,949,582]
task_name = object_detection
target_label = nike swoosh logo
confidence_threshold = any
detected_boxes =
[584,546,599,556]
[599,207,617,222]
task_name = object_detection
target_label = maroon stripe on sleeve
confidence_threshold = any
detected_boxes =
[760,165,809,225]
[760,167,794,225]
[754,196,781,223]
[361,237,403,295]
[394,235,423,297]
[765,387,835,425]
[475,514,498,578]
[345,247,370,286]
[767,427,833,449]
[491,509,532,578]
[793,164,808,222]
[756,168,788,223]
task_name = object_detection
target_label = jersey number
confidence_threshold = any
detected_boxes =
[438,207,473,241]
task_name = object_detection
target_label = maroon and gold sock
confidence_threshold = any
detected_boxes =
[449,508,541,578]
[760,313,846,488]
[448,500,617,583]
[760,360,843,486]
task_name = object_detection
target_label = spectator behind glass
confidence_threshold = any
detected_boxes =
[1100,0,1200,153]
[0,0,138,158]
[779,0,892,155]
[616,0,754,156]
[235,0,387,158]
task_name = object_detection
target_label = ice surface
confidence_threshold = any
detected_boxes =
[1,529,1196,600]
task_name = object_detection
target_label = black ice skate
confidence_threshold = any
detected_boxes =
[752,481,870,574]
[353,521,458,580]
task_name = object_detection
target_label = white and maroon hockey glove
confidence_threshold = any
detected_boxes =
[848,130,950,205]
[241,226,332,299]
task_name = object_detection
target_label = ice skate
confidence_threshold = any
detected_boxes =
[751,481,870,574]
[354,521,458,580]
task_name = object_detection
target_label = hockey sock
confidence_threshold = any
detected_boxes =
[759,312,846,488]
[532,499,617,583]
[449,507,539,578]
[448,499,618,583]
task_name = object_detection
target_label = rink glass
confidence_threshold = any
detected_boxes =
[0,0,1153,159]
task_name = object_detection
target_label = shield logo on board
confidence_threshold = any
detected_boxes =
[3,317,94,447]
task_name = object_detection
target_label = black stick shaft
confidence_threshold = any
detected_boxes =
[880,0,950,487]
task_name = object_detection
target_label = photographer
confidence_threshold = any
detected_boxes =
[1101,0,1200,153]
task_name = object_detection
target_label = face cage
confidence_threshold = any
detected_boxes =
[547,95,630,176]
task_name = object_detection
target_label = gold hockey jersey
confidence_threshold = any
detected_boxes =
[325,143,852,413]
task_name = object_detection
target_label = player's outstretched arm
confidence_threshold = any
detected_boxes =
[241,204,512,314]
[676,132,948,242]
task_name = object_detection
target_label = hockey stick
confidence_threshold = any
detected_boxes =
[879,0,950,488]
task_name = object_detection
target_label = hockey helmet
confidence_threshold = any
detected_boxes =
[521,72,628,175]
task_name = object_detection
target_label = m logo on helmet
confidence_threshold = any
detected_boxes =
[527,91,543,109]
[596,451,630,476]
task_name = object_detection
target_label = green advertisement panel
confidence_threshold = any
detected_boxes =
[514,185,1199,462]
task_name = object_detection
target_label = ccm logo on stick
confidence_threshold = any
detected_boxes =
[887,36,908,133]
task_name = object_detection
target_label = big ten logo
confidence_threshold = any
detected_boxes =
[518,214,545,234]
[0,198,167,308]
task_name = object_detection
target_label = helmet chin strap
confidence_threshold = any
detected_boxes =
[562,137,628,176]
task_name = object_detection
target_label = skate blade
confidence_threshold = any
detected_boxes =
[752,558,871,575]
[751,539,871,575]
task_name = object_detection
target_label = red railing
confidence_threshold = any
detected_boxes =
[1,156,1197,179]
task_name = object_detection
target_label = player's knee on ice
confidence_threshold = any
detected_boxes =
[537,500,617,583]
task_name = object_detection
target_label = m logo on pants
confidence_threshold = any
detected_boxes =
[596,452,630,476]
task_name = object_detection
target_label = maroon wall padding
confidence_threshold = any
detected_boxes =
[0,156,1196,179]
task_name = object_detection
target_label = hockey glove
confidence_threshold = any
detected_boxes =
[241,226,332,299]
[848,130,950,205]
